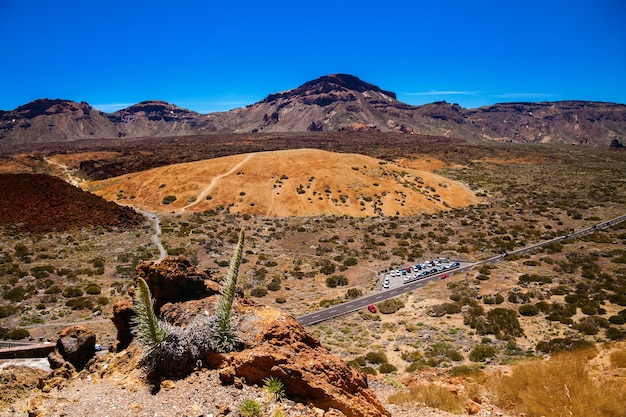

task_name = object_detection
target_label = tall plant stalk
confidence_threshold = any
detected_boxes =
[131,277,169,356]
[214,227,245,352]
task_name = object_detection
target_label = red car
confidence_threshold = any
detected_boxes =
[440,273,448,280]
[367,305,377,313]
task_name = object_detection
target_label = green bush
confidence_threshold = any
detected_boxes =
[361,366,378,375]
[469,344,497,362]
[62,287,84,298]
[161,195,177,205]
[343,257,358,266]
[239,398,262,417]
[345,288,363,299]
[379,363,398,374]
[325,275,348,288]
[2,328,30,340]
[84,283,101,295]
[44,285,62,294]
[518,304,540,316]
[250,286,268,297]
[275,296,287,304]
[608,315,626,325]
[366,351,388,364]
[0,305,18,318]
[3,286,26,302]
[378,298,405,314]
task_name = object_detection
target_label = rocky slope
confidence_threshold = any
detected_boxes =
[0,173,145,232]
[2,74,625,146]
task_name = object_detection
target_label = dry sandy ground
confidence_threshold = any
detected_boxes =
[83,149,481,217]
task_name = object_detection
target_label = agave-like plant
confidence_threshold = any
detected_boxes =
[131,277,169,357]
[213,227,245,352]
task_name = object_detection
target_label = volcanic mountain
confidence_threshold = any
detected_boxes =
[83,148,481,217]
[2,74,625,146]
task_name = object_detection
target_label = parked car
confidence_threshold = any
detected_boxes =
[368,305,377,313]
[440,273,448,280]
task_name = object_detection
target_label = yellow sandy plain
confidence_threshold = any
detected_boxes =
[84,149,481,217]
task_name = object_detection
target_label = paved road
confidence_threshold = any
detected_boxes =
[297,213,626,326]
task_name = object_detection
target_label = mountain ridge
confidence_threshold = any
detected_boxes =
[2,74,625,146]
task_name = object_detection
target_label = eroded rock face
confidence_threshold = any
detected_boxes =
[111,257,390,417]
[218,311,391,417]
[111,257,223,351]
[134,257,219,312]
[47,325,96,371]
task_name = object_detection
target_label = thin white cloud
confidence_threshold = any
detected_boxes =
[492,93,560,100]
[403,90,482,96]
[91,103,135,112]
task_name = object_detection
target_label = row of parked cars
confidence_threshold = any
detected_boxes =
[402,261,460,284]
[382,258,461,288]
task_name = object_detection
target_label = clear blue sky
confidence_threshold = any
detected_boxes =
[1,0,625,113]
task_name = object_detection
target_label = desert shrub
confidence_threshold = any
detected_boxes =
[325,275,348,288]
[485,308,523,339]
[2,328,30,340]
[361,366,377,375]
[379,363,398,374]
[263,376,285,402]
[469,344,498,362]
[343,257,358,266]
[0,305,18,318]
[250,286,268,297]
[239,398,262,417]
[518,274,552,285]
[608,315,626,325]
[84,283,101,295]
[490,347,625,417]
[378,298,405,314]
[427,303,461,317]
[275,296,286,304]
[573,316,609,336]
[161,195,177,205]
[518,304,539,316]
[44,285,62,294]
[266,278,281,291]
[387,383,466,413]
[3,286,25,302]
[62,287,84,298]
[483,294,504,304]
[366,351,388,364]
[536,337,594,354]
[97,296,109,305]
[66,297,95,310]
[345,288,363,299]
[606,327,626,340]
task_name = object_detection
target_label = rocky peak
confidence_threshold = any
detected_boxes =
[261,74,397,104]
[111,100,200,123]
[4,99,94,120]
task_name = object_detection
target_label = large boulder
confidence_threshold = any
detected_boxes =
[218,310,391,417]
[47,325,96,371]
[134,257,220,312]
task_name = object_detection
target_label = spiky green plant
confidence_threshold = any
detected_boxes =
[238,398,262,417]
[263,376,286,402]
[213,227,245,352]
[131,277,169,356]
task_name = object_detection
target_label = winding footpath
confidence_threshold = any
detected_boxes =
[177,153,256,214]
[138,209,167,262]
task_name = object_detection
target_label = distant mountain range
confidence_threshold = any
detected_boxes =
[2,74,625,147]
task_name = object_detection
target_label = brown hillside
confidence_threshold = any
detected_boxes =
[0,173,145,233]
[84,149,481,216]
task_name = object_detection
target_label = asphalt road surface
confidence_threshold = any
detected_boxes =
[297,213,626,326]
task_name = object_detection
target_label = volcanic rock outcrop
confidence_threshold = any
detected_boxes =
[110,256,390,417]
